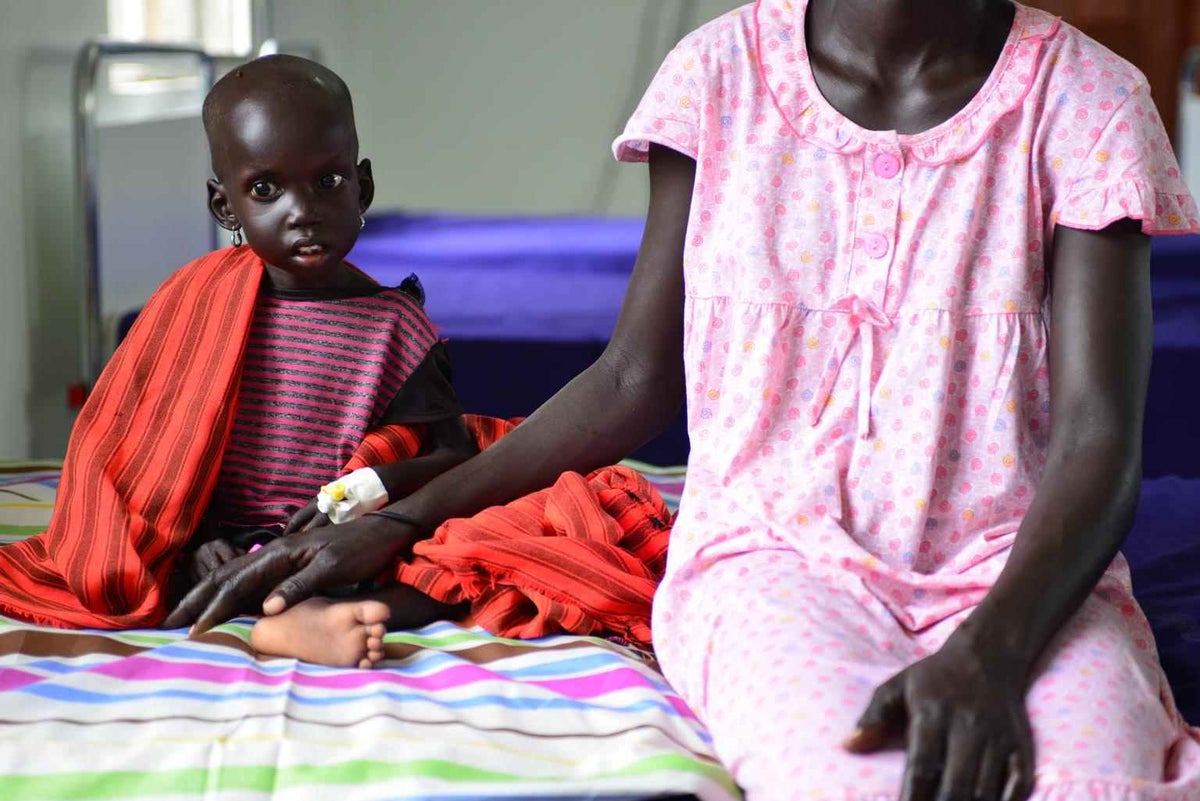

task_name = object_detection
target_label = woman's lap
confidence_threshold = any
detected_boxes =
[652,549,1200,801]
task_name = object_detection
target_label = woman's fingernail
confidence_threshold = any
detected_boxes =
[263,596,285,615]
[187,626,195,636]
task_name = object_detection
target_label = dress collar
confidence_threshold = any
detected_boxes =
[752,0,1062,163]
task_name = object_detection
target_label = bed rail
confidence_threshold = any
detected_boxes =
[73,41,216,392]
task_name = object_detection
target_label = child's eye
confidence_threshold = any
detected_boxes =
[250,181,279,199]
[318,174,345,190]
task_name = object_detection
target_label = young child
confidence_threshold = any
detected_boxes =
[182,54,478,582]
[170,2,1200,800]
[0,56,477,644]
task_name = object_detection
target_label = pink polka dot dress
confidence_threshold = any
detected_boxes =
[613,2,1200,799]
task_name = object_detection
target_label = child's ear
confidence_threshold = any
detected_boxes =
[207,179,240,230]
[357,158,375,215]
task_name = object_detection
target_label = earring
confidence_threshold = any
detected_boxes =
[231,227,243,247]
[359,216,366,231]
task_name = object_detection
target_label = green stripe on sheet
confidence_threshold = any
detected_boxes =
[4,754,737,799]
[386,627,610,650]
[0,617,176,648]
[0,526,44,540]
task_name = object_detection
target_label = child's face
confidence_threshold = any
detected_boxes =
[208,100,373,289]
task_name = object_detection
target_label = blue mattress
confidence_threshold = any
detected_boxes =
[1124,476,1200,722]
[348,214,645,341]
[1145,235,1200,478]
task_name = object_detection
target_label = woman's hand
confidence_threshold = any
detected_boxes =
[844,633,1035,801]
[163,514,421,633]
[283,498,330,534]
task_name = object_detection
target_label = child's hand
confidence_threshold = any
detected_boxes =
[283,499,330,534]
[188,538,247,584]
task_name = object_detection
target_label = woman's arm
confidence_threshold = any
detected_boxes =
[847,219,1153,801]
[395,145,694,523]
[948,218,1152,670]
[165,145,697,631]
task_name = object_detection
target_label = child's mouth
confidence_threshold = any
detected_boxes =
[292,243,330,266]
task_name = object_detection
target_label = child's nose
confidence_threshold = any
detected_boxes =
[287,190,322,227]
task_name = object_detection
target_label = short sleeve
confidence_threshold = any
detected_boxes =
[1053,84,1200,235]
[380,343,464,425]
[612,40,704,163]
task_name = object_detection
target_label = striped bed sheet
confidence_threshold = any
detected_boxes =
[0,460,736,801]
[0,460,61,545]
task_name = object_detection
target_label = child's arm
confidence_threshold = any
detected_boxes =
[370,416,479,498]
[367,339,480,498]
[283,416,479,534]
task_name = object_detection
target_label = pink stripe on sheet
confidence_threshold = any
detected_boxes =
[87,654,699,715]
[0,668,44,692]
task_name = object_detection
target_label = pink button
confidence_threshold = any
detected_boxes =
[864,233,890,259]
[873,152,901,179]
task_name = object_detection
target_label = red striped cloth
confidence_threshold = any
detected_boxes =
[342,415,522,472]
[396,460,672,648]
[206,288,436,529]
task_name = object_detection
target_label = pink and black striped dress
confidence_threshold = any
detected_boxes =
[204,279,461,531]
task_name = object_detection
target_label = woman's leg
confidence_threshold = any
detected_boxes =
[655,549,912,800]
[654,550,1200,800]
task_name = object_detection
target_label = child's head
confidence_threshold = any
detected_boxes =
[203,55,373,286]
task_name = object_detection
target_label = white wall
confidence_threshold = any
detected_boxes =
[271,0,735,216]
[0,1,107,458]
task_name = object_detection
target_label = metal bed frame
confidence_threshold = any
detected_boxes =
[73,41,217,389]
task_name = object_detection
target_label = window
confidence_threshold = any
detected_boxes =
[107,0,253,57]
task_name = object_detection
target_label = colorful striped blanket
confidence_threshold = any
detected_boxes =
[0,460,732,801]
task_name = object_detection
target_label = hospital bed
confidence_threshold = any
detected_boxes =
[0,460,731,801]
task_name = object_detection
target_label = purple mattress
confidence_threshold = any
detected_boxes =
[1145,235,1200,477]
[1124,476,1200,723]
[348,214,646,342]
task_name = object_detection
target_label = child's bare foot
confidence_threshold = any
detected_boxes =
[250,597,390,669]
